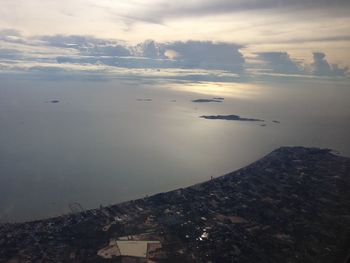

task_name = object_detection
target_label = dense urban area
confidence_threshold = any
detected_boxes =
[1,147,350,263]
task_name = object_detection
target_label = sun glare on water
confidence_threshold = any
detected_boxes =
[167,82,262,98]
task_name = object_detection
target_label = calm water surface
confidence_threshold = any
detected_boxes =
[0,74,349,222]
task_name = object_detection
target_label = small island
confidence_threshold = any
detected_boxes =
[191,99,222,103]
[200,114,264,122]
[45,99,60,103]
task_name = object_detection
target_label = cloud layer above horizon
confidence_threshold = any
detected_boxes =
[0,30,348,80]
[0,0,349,81]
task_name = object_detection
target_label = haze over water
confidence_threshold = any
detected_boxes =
[0,73,349,222]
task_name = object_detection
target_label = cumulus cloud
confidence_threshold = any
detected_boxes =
[126,40,245,72]
[162,41,244,72]
[255,52,304,74]
[252,51,349,77]
[312,52,348,76]
[0,30,349,80]
[135,40,160,58]
[55,40,245,72]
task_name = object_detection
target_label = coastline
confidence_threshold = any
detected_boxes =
[1,146,350,262]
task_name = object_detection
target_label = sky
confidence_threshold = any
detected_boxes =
[0,0,349,80]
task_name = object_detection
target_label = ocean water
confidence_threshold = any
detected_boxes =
[1,73,349,222]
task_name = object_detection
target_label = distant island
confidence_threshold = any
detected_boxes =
[1,147,349,262]
[200,114,264,122]
[45,99,60,103]
[191,99,223,103]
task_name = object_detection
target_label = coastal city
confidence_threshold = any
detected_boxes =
[1,147,349,262]
[1,0,350,262]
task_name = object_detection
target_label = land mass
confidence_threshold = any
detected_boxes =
[1,147,350,263]
[191,99,222,103]
[44,100,60,103]
[200,114,264,122]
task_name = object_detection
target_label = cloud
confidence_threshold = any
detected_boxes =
[54,40,245,72]
[56,56,176,69]
[0,48,23,60]
[0,30,349,80]
[130,0,350,24]
[132,40,245,72]
[135,40,160,58]
[251,51,349,77]
[41,37,246,73]
[312,52,348,76]
[0,29,28,44]
[28,65,68,73]
[162,41,244,72]
[255,52,304,74]
[39,35,131,57]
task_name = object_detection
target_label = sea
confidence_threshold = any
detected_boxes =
[1,72,349,222]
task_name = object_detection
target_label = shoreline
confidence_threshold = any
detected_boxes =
[1,146,350,262]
